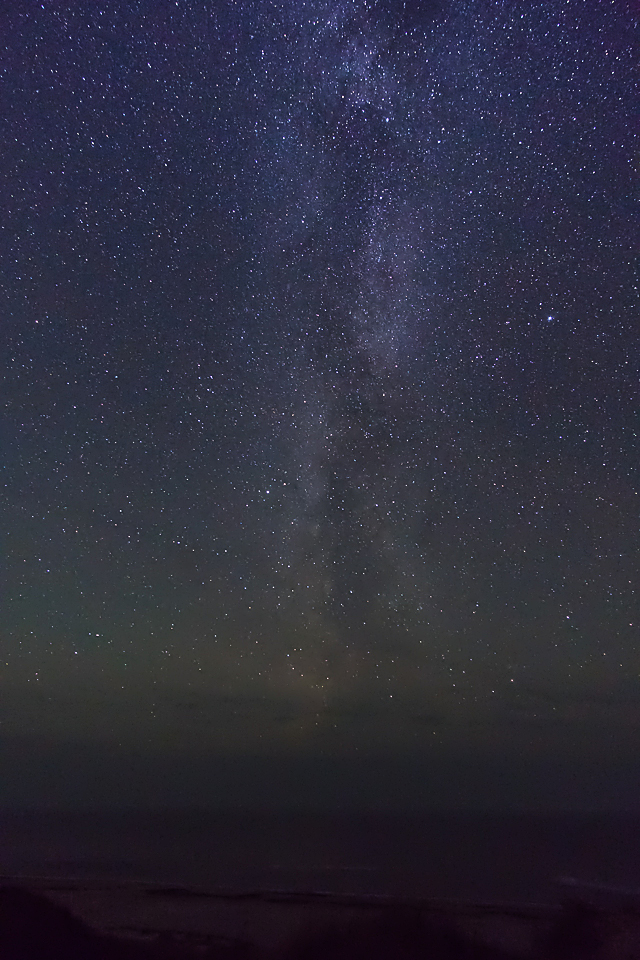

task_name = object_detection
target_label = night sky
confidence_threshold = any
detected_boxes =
[3,0,638,811]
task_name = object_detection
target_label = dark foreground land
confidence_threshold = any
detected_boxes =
[1,880,640,959]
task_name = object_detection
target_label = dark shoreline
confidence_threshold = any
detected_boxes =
[5,874,640,959]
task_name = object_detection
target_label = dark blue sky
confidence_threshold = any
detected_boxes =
[2,0,638,810]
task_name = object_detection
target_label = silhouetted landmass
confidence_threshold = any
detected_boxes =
[0,886,199,960]
[537,900,614,960]
[278,905,520,959]
[3,882,640,958]
[0,885,519,959]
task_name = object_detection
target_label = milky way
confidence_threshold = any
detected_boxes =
[3,0,638,806]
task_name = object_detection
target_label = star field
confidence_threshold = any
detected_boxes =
[2,0,638,807]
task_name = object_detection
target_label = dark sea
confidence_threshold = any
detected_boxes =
[2,810,640,905]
